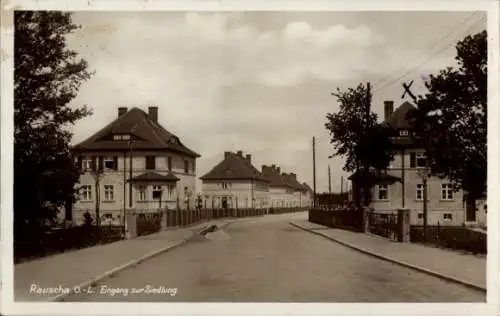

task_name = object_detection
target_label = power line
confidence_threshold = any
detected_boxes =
[372,12,478,88]
[373,13,486,94]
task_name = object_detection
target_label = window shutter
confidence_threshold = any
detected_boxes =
[77,156,83,170]
[98,156,104,171]
[113,156,118,170]
[91,156,97,171]
[167,156,172,171]
[410,153,416,168]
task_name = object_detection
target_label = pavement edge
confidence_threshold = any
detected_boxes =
[49,221,230,302]
[289,221,486,294]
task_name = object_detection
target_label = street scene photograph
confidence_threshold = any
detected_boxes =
[5,5,492,312]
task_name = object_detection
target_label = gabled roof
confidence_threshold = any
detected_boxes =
[261,165,290,188]
[302,182,313,193]
[281,173,306,191]
[74,107,200,157]
[200,152,268,182]
[385,101,417,130]
[128,171,180,183]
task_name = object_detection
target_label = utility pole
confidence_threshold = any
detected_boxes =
[423,172,428,242]
[313,136,317,208]
[362,82,371,208]
[328,165,332,194]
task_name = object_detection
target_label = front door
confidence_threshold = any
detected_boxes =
[221,196,228,209]
[152,185,163,209]
[466,201,477,222]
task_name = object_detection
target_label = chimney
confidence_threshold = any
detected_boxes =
[148,106,158,122]
[384,101,394,122]
[224,151,231,159]
[118,107,127,117]
[237,150,243,157]
[277,167,280,174]
[246,154,251,163]
[262,165,267,173]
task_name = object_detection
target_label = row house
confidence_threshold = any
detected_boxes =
[352,100,480,226]
[261,165,312,208]
[200,151,269,209]
[200,150,313,210]
[72,106,200,225]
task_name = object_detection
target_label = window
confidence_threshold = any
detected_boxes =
[443,213,453,220]
[399,129,409,136]
[184,160,189,173]
[192,160,196,173]
[377,184,389,200]
[103,156,116,170]
[417,213,423,219]
[80,185,92,201]
[167,185,174,199]
[167,156,172,171]
[441,183,454,200]
[104,185,114,201]
[138,185,146,201]
[146,156,156,170]
[81,157,92,171]
[221,182,230,190]
[416,184,428,201]
[152,185,162,199]
[113,134,130,141]
[416,153,427,168]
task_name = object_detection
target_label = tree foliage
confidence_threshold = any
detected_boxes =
[407,30,487,204]
[14,11,93,229]
[325,83,395,205]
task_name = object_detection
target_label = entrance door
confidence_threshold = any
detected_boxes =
[152,185,163,210]
[466,201,477,222]
[221,196,228,209]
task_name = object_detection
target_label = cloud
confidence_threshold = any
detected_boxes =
[67,11,469,193]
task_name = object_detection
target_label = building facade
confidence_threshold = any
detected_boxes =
[73,106,200,225]
[200,151,270,209]
[360,101,468,226]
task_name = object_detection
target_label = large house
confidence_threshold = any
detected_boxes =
[201,151,312,209]
[72,106,200,225]
[261,165,292,208]
[354,100,468,226]
[200,151,269,209]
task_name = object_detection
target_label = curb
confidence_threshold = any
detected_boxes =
[49,221,230,302]
[289,222,486,293]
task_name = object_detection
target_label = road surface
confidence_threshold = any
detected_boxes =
[64,214,485,302]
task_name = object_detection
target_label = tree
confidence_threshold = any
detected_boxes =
[325,83,395,207]
[14,12,93,234]
[407,30,487,218]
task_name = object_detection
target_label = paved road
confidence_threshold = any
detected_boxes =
[64,214,485,302]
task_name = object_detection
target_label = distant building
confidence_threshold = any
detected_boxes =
[301,182,314,208]
[261,165,311,208]
[200,151,269,209]
[73,106,200,225]
[351,101,468,226]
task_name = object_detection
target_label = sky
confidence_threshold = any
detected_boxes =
[66,10,487,194]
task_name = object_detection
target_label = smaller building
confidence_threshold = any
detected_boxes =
[200,151,269,209]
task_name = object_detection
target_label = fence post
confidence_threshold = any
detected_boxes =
[161,209,167,231]
[397,208,411,242]
[363,207,371,233]
[125,214,137,239]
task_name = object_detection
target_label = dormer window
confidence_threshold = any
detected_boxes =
[399,129,409,136]
[113,134,130,141]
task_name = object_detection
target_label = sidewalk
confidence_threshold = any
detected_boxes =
[14,219,230,302]
[290,218,486,291]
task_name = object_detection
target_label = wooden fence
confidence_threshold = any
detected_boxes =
[308,208,364,232]
[135,207,308,237]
